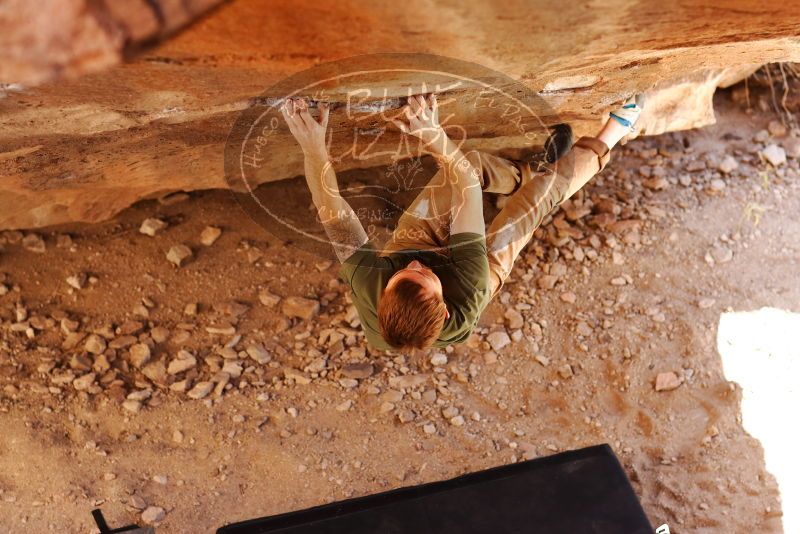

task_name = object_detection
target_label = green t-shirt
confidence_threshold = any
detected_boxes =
[339,232,490,351]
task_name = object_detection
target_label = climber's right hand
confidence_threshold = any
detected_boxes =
[281,97,330,160]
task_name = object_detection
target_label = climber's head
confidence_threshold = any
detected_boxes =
[378,260,449,349]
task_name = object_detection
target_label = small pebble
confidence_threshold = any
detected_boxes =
[200,226,222,246]
[139,218,167,237]
[167,244,193,267]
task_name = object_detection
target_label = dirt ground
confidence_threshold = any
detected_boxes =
[1,86,798,533]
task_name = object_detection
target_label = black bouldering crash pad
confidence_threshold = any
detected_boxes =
[217,444,652,533]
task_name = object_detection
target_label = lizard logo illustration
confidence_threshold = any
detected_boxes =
[225,53,565,260]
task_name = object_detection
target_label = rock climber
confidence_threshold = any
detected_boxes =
[280,93,644,350]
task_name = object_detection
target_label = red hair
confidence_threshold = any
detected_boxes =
[377,278,447,349]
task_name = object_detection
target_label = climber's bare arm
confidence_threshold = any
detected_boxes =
[392,95,485,236]
[281,98,368,262]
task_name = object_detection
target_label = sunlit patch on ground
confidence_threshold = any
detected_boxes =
[718,307,800,532]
